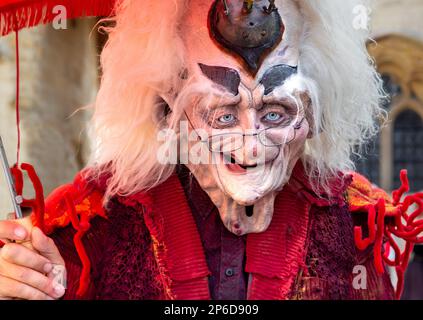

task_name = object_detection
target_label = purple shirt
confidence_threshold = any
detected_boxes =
[178,167,248,300]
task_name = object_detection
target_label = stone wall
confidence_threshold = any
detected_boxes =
[372,0,423,42]
[0,20,98,219]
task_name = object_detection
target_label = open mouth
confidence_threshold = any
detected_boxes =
[246,205,254,217]
[223,154,258,173]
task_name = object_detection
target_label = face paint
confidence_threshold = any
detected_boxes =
[182,76,310,235]
[198,64,241,95]
[260,64,298,95]
[171,0,310,235]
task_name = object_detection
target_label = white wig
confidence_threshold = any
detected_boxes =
[88,0,385,201]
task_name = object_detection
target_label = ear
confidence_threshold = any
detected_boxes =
[299,92,316,139]
[153,96,173,129]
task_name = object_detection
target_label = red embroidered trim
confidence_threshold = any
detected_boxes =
[30,170,106,297]
[64,192,92,297]
[246,188,310,299]
[144,174,211,300]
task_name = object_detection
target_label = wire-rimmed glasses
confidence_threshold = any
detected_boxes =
[184,111,305,153]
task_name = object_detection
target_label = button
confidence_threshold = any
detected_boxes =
[225,268,234,277]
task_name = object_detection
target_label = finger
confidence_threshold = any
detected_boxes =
[31,228,65,266]
[6,212,16,220]
[0,220,29,242]
[0,274,54,300]
[0,259,65,299]
[0,243,52,274]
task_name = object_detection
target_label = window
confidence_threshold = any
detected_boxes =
[393,110,423,192]
[353,74,400,186]
[363,36,423,191]
[354,136,381,185]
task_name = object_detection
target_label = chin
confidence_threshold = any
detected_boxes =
[215,160,284,206]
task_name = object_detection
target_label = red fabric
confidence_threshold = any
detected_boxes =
[178,167,248,300]
[64,192,92,297]
[33,169,106,234]
[246,187,310,299]
[142,167,317,300]
[44,163,395,300]
[11,163,45,229]
[145,175,211,300]
[347,170,423,299]
[37,162,353,300]
[0,0,116,36]
[29,169,106,297]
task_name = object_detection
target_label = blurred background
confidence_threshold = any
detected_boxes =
[0,0,422,299]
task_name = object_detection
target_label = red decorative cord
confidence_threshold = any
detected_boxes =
[354,170,423,299]
[64,192,92,297]
[374,199,386,274]
[354,204,376,250]
[10,163,45,231]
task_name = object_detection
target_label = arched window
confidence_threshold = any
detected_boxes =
[354,74,400,186]
[393,110,423,192]
[353,35,423,192]
[354,137,381,185]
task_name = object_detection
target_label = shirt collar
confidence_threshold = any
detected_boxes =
[177,165,216,220]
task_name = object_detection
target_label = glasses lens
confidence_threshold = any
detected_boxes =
[209,133,244,153]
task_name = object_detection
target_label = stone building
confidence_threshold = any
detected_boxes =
[357,0,423,193]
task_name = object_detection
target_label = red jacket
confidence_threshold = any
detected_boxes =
[35,163,399,300]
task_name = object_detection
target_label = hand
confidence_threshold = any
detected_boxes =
[0,217,66,300]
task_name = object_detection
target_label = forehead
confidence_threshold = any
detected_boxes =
[181,0,304,83]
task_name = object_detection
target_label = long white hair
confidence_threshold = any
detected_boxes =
[87,0,385,201]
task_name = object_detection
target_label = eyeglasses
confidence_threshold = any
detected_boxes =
[184,111,305,153]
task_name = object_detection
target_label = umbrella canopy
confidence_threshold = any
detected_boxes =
[0,0,116,36]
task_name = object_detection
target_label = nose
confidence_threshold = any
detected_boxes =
[231,133,263,166]
[244,134,259,163]
[230,110,264,165]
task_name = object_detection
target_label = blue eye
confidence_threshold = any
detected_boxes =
[218,114,236,123]
[264,112,282,122]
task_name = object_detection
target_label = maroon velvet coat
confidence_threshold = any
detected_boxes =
[44,163,395,300]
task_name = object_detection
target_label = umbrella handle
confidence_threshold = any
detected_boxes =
[0,135,24,219]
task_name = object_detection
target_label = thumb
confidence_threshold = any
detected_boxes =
[31,227,64,266]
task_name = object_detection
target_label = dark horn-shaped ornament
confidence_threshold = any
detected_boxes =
[209,0,284,72]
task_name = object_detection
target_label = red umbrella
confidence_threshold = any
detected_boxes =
[0,0,116,36]
[0,1,118,296]
[0,0,116,230]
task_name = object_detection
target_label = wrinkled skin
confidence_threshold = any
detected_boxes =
[182,77,312,235]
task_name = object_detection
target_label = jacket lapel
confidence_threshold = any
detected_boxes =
[142,174,211,300]
[138,162,339,300]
